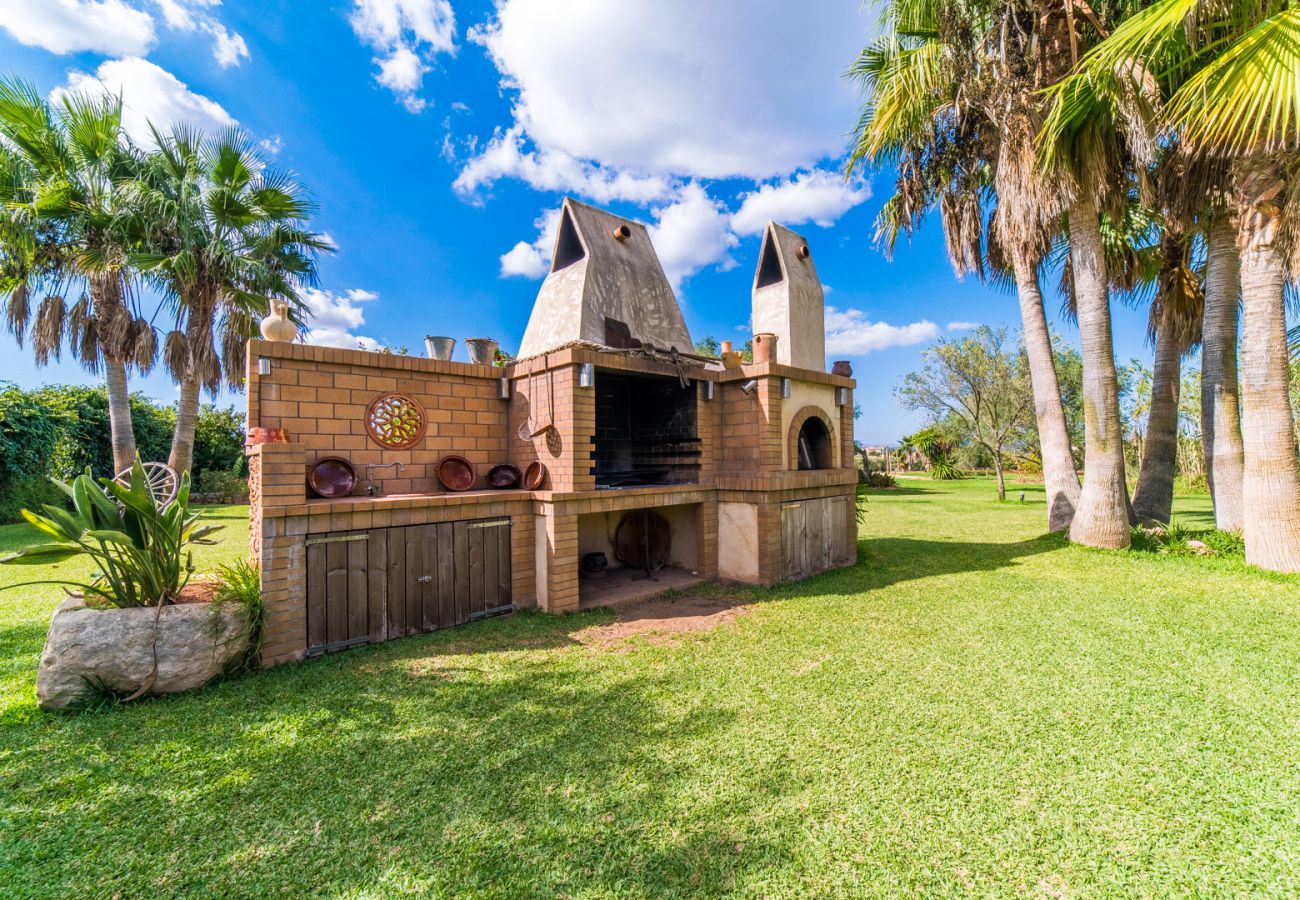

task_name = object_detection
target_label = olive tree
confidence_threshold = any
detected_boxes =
[898,325,1034,500]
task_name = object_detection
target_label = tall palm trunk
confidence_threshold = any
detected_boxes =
[1201,215,1245,531]
[1012,250,1081,531]
[1236,160,1300,572]
[104,358,136,475]
[168,286,216,476]
[1131,316,1181,523]
[93,275,136,474]
[169,375,201,476]
[1066,198,1131,549]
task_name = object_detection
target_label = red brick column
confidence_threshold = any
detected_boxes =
[248,442,309,665]
[535,505,580,612]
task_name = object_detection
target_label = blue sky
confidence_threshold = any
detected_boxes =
[1,0,1159,444]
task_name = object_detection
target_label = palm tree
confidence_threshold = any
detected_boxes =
[1201,210,1245,531]
[0,79,154,474]
[130,128,328,476]
[1131,225,1203,523]
[1044,0,1300,568]
[847,0,1083,532]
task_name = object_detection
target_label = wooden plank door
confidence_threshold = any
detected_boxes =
[781,501,807,581]
[306,532,372,654]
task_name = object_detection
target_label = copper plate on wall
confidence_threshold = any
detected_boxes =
[522,461,547,491]
[308,457,357,498]
[437,455,477,492]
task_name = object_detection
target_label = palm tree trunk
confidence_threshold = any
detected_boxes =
[1201,215,1245,531]
[1012,250,1080,530]
[169,285,218,476]
[168,374,201,476]
[1131,319,1181,523]
[104,356,136,475]
[1066,198,1130,549]
[93,275,137,475]
[1236,160,1300,572]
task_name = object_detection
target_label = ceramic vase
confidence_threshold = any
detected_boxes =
[260,300,296,343]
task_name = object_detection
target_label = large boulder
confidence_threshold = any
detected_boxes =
[37,598,251,711]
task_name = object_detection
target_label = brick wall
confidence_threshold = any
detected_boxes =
[248,341,510,495]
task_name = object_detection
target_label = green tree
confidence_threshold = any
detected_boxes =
[130,128,329,476]
[1045,0,1300,568]
[846,0,1085,532]
[0,78,155,474]
[897,325,1033,499]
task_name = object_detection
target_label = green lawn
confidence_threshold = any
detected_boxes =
[2,481,1298,896]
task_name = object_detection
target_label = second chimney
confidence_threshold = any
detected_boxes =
[751,222,825,370]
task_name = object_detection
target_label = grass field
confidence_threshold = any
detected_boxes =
[2,480,1298,896]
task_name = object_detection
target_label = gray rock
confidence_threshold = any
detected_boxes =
[37,597,251,711]
[1185,539,1212,556]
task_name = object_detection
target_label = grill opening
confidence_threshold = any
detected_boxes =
[593,370,700,488]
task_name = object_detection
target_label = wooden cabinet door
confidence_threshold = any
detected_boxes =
[781,497,853,583]
[306,518,513,654]
[306,531,374,654]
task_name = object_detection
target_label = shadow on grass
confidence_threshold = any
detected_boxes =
[0,608,804,895]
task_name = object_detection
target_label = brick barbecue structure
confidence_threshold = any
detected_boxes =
[247,198,857,664]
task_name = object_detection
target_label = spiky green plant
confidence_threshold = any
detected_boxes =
[0,460,220,607]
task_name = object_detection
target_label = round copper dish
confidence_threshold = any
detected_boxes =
[522,460,547,490]
[308,457,357,498]
[437,455,477,492]
[486,463,522,489]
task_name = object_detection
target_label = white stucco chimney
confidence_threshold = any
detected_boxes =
[516,197,693,360]
[750,222,825,370]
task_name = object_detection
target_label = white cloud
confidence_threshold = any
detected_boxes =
[467,1,870,181]
[825,307,939,355]
[350,0,455,112]
[52,57,236,146]
[500,207,561,279]
[454,125,676,205]
[731,170,870,236]
[154,0,249,66]
[301,287,382,351]
[947,321,979,331]
[259,135,284,155]
[648,184,739,291]
[0,0,155,56]
[205,21,250,67]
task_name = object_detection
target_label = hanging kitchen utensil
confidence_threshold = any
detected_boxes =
[517,362,540,441]
[531,359,556,438]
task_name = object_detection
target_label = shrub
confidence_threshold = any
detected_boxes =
[0,462,221,608]
[861,470,898,488]
[195,468,249,501]
[214,559,264,669]
[1129,519,1245,559]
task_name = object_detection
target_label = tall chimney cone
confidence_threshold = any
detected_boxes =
[751,223,825,370]
[517,198,692,359]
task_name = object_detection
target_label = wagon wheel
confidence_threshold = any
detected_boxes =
[113,462,180,509]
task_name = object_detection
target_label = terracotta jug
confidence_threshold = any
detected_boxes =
[260,300,296,342]
[752,332,778,364]
[832,360,853,377]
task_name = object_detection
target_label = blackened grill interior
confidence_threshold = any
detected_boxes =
[593,370,700,487]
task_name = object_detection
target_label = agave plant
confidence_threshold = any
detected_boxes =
[0,460,220,608]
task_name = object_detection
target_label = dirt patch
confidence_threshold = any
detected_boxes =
[176,578,220,604]
[575,595,752,648]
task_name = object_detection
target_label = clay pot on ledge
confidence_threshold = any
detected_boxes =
[425,336,456,361]
[259,300,296,342]
[752,332,778,364]
[246,426,290,448]
[466,337,499,365]
[719,340,733,355]
[832,360,853,377]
